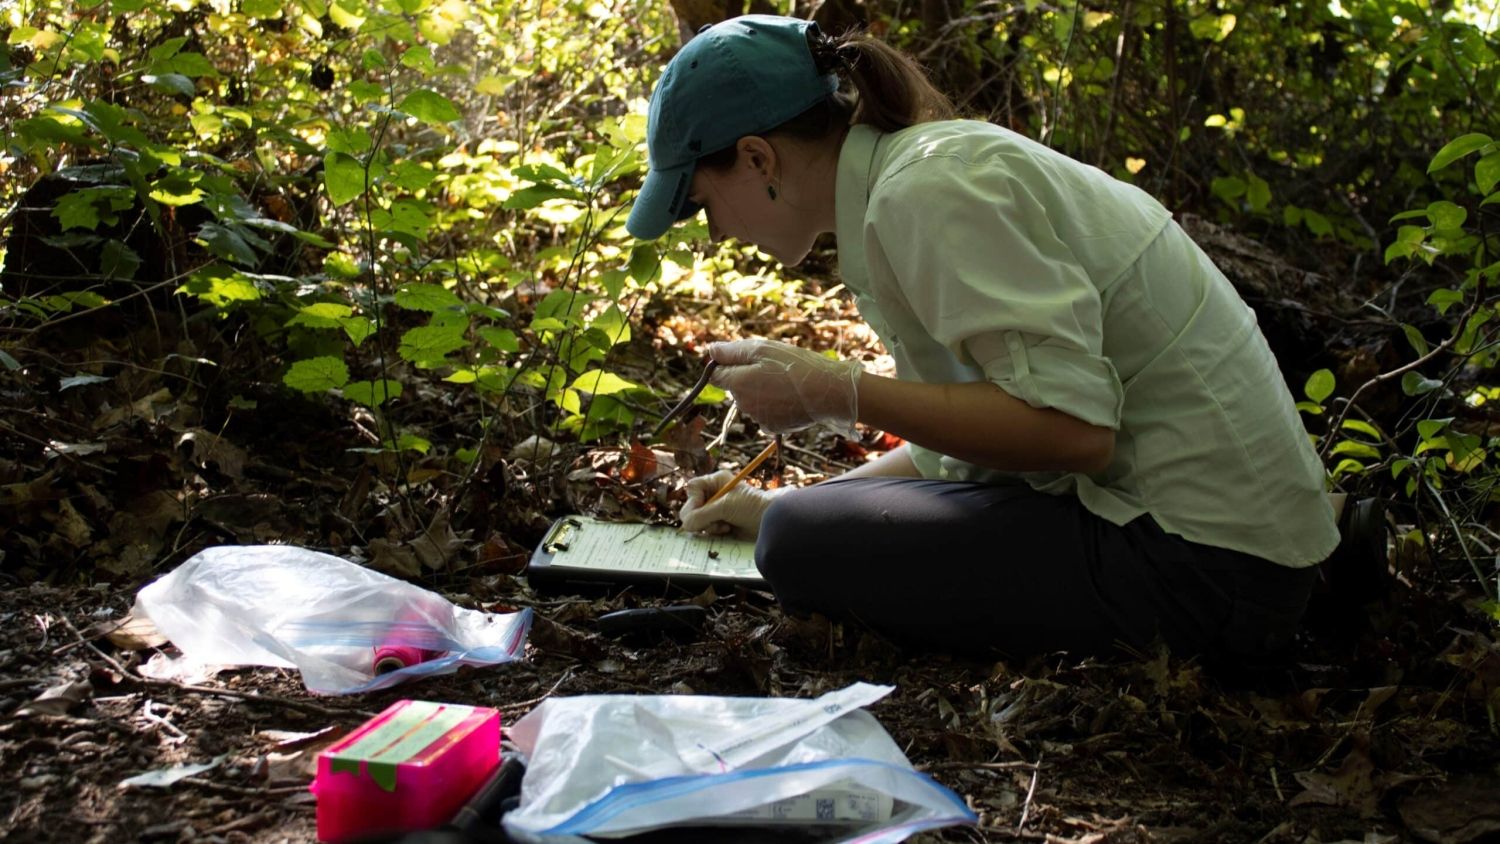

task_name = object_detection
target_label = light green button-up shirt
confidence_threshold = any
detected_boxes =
[834,121,1338,568]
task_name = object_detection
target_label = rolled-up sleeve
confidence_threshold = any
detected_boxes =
[868,156,1124,429]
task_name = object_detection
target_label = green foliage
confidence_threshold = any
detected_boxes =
[1306,129,1500,597]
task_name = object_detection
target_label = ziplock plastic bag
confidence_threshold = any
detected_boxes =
[502,682,977,843]
[133,545,532,695]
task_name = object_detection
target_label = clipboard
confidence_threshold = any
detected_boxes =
[527,516,767,591]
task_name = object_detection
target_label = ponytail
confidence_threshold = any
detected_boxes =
[812,30,953,132]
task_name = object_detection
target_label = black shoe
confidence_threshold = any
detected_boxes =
[1319,497,1389,605]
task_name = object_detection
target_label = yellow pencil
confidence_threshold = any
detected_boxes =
[704,439,779,506]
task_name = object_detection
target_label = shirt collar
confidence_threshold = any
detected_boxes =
[835,123,886,295]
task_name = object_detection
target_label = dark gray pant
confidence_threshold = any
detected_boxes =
[756,476,1319,661]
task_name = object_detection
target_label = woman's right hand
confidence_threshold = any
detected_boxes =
[708,339,862,435]
[679,470,787,540]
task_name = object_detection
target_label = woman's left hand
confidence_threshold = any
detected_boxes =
[708,339,862,434]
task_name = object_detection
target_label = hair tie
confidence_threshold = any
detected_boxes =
[809,30,855,77]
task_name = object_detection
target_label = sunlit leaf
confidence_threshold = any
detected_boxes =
[1428,133,1492,173]
[288,302,354,328]
[324,152,365,206]
[397,433,431,454]
[394,283,463,312]
[569,369,641,396]
[398,323,466,365]
[1341,419,1383,441]
[478,326,519,352]
[1427,200,1467,230]
[1304,369,1335,403]
[1477,153,1500,195]
[341,317,375,347]
[398,89,461,126]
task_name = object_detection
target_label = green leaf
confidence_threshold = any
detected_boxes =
[1428,133,1492,173]
[589,304,630,347]
[599,269,627,299]
[152,51,218,78]
[503,184,582,209]
[1401,371,1443,396]
[1303,209,1333,237]
[324,152,365,206]
[52,187,134,231]
[400,46,434,74]
[1295,400,1324,415]
[1282,205,1303,226]
[1341,419,1383,441]
[283,356,350,392]
[389,160,437,190]
[397,89,461,125]
[1245,174,1271,212]
[1331,440,1382,460]
[100,240,140,280]
[142,73,195,97]
[177,265,261,307]
[397,433,431,454]
[478,326,519,352]
[343,379,403,407]
[1402,324,1429,356]
[398,323,466,365]
[1304,368,1335,403]
[569,369,641,396]
[0,350,20,371]
[628,243,660,284]
[1428,288,1464,315]
[341,316,375,346]
[1417,418,1450,441]
[327,128,372,156]
[394,283,463,312]
[197,223,260,265]
[1427,200,1468,230]
[288,302,354,328]
[1210,175,1247,202]
[1476,153,1500,195]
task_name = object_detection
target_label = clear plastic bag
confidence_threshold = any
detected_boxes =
[133,545,532,695]
[502,682,976,843]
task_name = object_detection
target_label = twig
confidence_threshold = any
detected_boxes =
[179,778,309,797]
[1016,751,1043,834]
[920,760,1040,772]
[498,669,573,714]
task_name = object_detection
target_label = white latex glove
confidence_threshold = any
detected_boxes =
[709,339,862,435]
[679,469,787,540]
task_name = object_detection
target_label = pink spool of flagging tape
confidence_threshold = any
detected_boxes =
[372,645,445,674]
[311,700,501,842]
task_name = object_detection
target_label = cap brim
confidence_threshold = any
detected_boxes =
[626,160,698,241]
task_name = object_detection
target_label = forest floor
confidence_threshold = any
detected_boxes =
[4,226,1500,843]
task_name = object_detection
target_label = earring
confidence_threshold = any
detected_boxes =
[767,185,777,200]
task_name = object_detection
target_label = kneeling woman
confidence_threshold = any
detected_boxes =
[628,16,1338,660]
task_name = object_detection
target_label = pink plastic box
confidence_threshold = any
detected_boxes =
[311,699,501,842]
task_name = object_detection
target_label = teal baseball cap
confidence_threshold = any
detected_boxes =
[626,15,840,241]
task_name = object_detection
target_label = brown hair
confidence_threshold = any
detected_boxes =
[699,25,952,170]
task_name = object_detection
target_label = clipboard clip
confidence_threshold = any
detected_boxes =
[542,517,582,553]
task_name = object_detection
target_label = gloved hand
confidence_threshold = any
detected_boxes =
[679,469,787,540]
[709,339,862,435]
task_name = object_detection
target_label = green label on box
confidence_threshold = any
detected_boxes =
[330,701,475,792]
